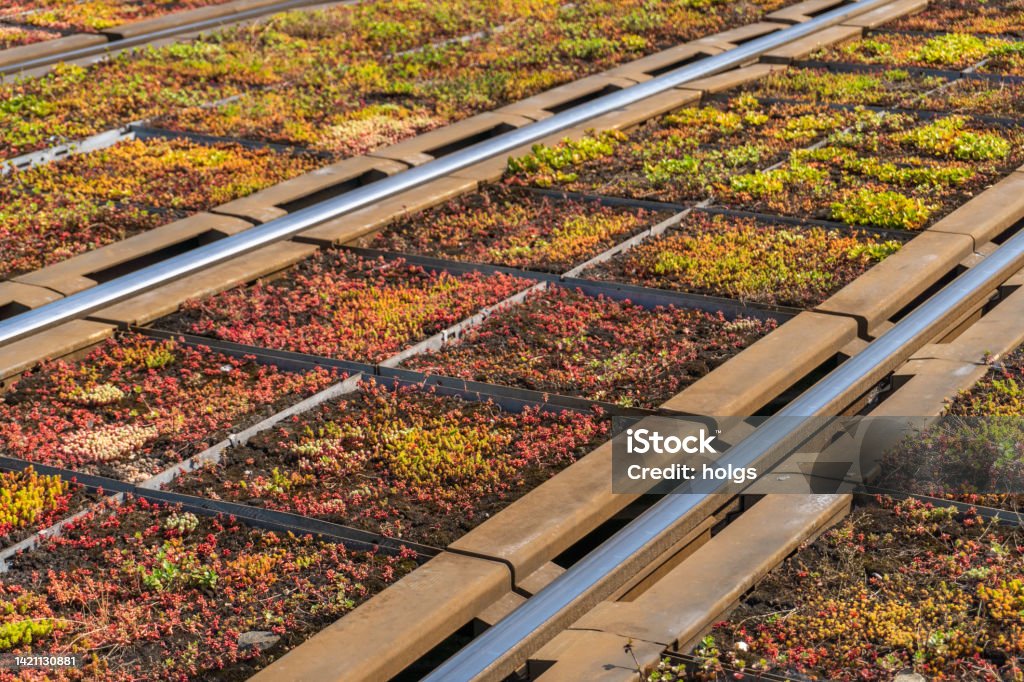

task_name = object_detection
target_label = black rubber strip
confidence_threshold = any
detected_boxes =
[516,185,691,213]
[791,59,971,81]
[131,326,658,418]
[697,205,915,243]
[0,455,440,560]
[342,246,799,320]
[559,276,801,320]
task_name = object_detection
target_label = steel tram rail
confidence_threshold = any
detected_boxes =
[422,230,1024,682]
[0,0,894,347]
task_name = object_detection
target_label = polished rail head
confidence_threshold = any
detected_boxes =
[0,0,892,348]
[421,230,1024,681]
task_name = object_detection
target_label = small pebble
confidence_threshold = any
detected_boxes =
[238,630,281,652]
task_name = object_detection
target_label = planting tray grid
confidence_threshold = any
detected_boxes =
[145,241,796,400]
[134,326,660,419]
[127,157,896,436]
[499,84,992,242]
[0,1,793,295]
[8,1,1023,677]
[458,104,931,312]
[0,455,441,565]
[0,174,782,540]
[0,319,627,568]
[2,367,599,551]
[400,182,912,312]
[3,202,778,563]
[5,0,970,305]
[521,187,917,243]
[0,0,805,167]
[0,3,512,166]
[340,246,804,322]
[795,17,1024,82]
